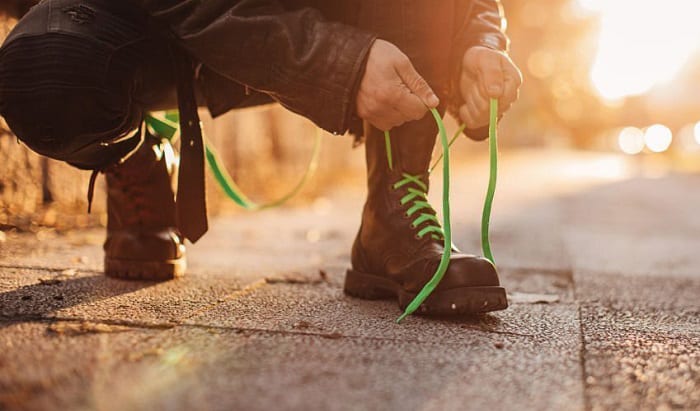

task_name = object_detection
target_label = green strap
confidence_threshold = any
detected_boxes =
[144,111,322,211]
[396,99,499,323]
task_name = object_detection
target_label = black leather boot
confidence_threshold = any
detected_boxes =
[103,129,186,280]
[344,115,507,315]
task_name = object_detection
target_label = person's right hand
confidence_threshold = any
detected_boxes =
[356,39,440,131]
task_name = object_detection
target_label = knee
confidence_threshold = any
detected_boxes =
[0,34,143,169]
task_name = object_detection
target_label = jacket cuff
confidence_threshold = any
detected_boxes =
[342,35,376,138]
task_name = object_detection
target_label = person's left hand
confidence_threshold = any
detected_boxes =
[458,46,522,130]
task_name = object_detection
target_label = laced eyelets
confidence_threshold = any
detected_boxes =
[393,173,444,239]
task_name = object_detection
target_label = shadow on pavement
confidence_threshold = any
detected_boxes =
[0,274,156,328]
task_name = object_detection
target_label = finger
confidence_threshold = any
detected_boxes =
[465,94,489,128]
[499,74,520,108]
[467,82,490,113]
[376,106,410,131]
[459,104,479,129]
[394,57,440,108]
[460,71,473,104]
[477,53,505,99]
[465,88,489,122]
[393,86,429,121]
[460,98,486,129]
[359,96,402,131]
[458,104,471,127]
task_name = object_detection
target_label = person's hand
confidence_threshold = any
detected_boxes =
[356,39,440,131]
[458,46,522,129]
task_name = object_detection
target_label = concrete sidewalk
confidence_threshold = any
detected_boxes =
[0,149,698,411]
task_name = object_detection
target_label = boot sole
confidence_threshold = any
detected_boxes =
[105,257,186,281]
[344,269,508,315]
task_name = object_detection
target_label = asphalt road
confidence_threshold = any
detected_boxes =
[0,149,698,411]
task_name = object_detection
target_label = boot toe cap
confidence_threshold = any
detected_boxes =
[437,254,501,290]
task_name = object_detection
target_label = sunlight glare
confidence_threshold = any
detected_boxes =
[581,0,700,100]
[694,122,700,145]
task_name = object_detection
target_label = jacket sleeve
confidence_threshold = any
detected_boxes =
[449,0,510,140]
[136,0,376,135]
[455,0,509,53]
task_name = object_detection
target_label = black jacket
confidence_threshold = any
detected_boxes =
[134,0,509,136]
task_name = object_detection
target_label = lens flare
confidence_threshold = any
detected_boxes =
[580,0,700,100]
[644,124,673,153]
[617,127,645,155]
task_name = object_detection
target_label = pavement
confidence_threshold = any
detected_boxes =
[0,148,698,411]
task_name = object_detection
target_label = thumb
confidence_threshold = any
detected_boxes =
[395,57,440,108]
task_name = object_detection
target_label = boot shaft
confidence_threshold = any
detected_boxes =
[363,113,441,192]
[106,131,178,231]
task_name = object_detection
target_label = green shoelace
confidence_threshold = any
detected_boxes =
[144,111,322,210]
[395,99,499,323]
[394,173,443,240]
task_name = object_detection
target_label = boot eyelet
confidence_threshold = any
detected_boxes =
[410,223,417,229]
[414,234,422,240]
[403,212,411,219]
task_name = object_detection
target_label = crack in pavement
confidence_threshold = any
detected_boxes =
[0,264,102,274]
[0,314,538,346]
[0,262,576,279]
[577,304,592,411]
[571,268,591,411]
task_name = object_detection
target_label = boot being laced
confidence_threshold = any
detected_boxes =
[345,115,507,315]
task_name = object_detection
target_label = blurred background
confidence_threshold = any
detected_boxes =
[504,0,700,157]
[1,0,700,231]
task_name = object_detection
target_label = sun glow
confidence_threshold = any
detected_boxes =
[580,0,700,100]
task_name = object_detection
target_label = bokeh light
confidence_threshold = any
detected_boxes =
[694,122,700,145]
[644,124,673,153]
[617,127,645,155]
